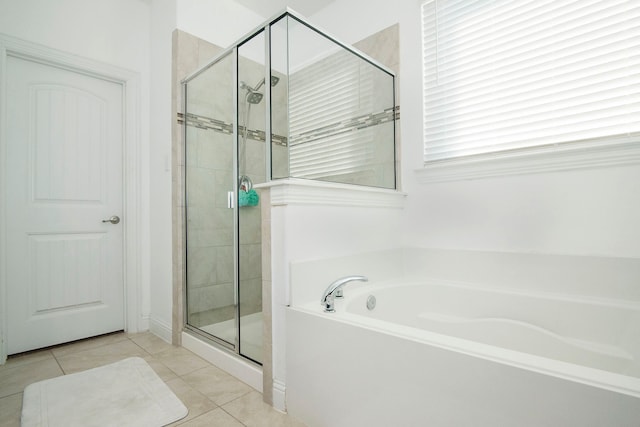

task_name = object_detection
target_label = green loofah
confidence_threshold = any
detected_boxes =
[238,189,259,207]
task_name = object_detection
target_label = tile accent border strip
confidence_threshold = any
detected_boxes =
[177,112,288,146]
[289,106,399,146]
[176,105,399,148]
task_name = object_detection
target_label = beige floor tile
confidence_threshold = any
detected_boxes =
[0,349,54,372]
[0,393,23,427]
[222,391,307,427]
[165,377,218,425]
[50,331,129,358]
[153,346,210,376]
[181,365,253,406]
[0,357,63,398]
[178,408,244,427]
[129,332,175,355]
[144,356,180,382]
[55,339,148,374]
[1,332,303,427]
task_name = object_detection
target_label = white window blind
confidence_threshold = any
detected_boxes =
[421,0,640,163]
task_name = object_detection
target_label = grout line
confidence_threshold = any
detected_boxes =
[51,351,66,375]
[217,389,253,408]
[218,405,249,427]
[127,336,154,358]
[0,390,24,399]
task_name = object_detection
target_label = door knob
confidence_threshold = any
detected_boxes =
[102,215,121,224]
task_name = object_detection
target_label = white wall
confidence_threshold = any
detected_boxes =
[406,166,640,257]
[0,0,151,71]
[177,0,265,48]
[308,0,640,259]
[148,0,177,341]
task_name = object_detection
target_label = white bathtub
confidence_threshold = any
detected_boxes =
[286,280,640,426]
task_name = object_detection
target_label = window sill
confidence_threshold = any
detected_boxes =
[415,138,640,184]
[254,178,407,208]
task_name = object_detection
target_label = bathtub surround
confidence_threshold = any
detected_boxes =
[289,248,640,306]
[288,305,640,427]
[286,248,640,426]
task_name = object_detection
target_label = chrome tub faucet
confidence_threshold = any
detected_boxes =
[321,275,368,312]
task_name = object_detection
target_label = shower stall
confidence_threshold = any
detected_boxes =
[180,10,396,365]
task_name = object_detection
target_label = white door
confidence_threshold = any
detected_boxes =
[5,55,125,354]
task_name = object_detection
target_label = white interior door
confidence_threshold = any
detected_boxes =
[5,54,125,354]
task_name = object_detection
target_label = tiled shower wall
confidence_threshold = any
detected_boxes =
[353,23,400,188]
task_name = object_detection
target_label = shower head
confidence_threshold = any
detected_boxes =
[240,76,279,104]
[240,81,264,104]
[246,92,263,104]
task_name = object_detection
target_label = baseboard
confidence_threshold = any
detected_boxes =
[149,317,172,343]
[181,331,263,392]
[272,379,287,412]
[137,316,150,333]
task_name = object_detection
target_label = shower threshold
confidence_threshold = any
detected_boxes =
[182,326,263,393]
[199,311,263,363]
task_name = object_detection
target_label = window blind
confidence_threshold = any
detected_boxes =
[421,0,640,163]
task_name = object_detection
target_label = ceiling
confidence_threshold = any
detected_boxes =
[232,0,336,18]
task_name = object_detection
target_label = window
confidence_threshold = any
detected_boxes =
[420,0,640,179]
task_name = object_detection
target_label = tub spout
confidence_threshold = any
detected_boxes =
[321,275,368,312]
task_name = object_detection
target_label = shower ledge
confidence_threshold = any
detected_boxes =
[254,178,406,209]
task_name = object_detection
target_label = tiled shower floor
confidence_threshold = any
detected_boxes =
[0,331,305,426]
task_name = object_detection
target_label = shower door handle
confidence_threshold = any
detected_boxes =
[227,191,235,209]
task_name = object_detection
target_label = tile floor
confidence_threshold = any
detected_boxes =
[0,332,306,427]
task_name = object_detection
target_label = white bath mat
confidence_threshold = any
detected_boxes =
[21,357,188,427]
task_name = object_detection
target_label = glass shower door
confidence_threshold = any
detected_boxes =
[237,31,266,364]
[184,52,237,350]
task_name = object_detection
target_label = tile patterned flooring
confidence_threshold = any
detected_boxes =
[0,332,306,427]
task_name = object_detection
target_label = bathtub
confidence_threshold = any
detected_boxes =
[286,280,640,426]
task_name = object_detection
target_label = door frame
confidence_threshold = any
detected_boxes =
[0,34,144,363]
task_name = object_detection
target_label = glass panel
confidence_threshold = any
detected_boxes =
[270,16,290,179]
[285,16,396,189]
[237,31,266,364]
[184,52,237,348]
